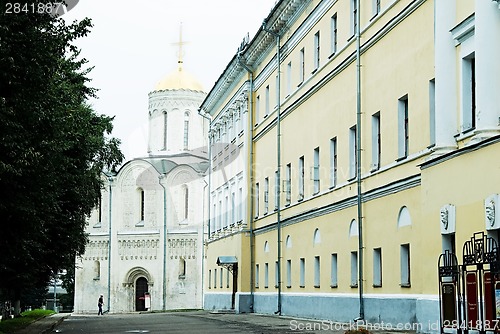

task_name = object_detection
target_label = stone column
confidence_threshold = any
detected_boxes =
[472,0,500,142]
[432,0,458,156]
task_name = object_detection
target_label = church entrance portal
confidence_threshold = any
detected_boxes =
[135,277,148,311]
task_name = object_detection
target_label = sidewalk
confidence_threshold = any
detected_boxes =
[16,313,69,334]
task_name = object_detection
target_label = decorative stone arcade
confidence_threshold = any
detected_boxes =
[438,232,500,334]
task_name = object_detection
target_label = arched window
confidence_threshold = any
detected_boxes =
[313,228,321,245]
[286,235,292,249]
[137,188,145,226]
[183,112,190,150]
[264,241,270,253]
[397,206,412,228]
[349,219,358,237]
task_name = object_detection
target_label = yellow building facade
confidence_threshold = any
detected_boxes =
[201,0,500,330]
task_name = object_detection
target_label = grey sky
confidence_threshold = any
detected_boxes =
[64,0,275,160]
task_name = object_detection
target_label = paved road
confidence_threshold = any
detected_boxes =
[52,311,375,334]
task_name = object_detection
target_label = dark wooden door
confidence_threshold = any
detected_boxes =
[135,277,148,311]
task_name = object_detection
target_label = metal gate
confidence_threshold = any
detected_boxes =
[438,232,500,334]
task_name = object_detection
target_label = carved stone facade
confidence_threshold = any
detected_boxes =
[74,65,208,313]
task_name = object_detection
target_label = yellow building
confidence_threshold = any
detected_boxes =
[201,0,500,330]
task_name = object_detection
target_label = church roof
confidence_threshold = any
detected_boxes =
[130,151,209,175]
[154,64,204,92]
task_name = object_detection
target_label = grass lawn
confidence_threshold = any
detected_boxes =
[0,309,55,334]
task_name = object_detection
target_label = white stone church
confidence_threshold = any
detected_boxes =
[74,58,209,313]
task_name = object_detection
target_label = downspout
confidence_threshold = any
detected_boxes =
[107,176,113,313]
[158,176,167,310]
[262,20,282,316]
[198,108,211,309]
[237,48,254,312]
[355,0,364,321]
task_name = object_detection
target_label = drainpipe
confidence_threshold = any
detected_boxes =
[237,47,255,312]
[158,175,167,310]
[107,176,114,313]
[262,19,282,316]
[355,0,364,321]
[198,108,211,309]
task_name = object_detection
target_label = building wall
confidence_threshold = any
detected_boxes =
[201,0,500,331]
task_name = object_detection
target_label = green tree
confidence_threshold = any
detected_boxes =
[0,1,124,312]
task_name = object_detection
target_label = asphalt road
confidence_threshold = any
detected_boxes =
[53,311,324,334]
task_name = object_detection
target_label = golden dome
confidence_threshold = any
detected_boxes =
[154,64,204,92]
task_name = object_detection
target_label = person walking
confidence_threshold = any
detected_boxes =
[98,294,104,315]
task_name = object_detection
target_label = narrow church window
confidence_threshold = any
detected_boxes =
[183,185,189,220]
[163,112,168,150]
[179,257,186,279]
[98,194,102,223]
[184,112,189,150]
[94,261,100,280]
[139,188,145,224]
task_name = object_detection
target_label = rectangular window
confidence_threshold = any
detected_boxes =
[265,85,270,117]
[264,262,269,288]
[226,268,230,288]
[220,268,223,288]
[351,251,358,287]
[462,56,476,132]
[349,126,357,179]
[208,269,212,289]
[274,171,279,211]
[371,112,381,171]
[330,138,337,187]
[224,195,228,228]
[373,248,382,287]
[331,253,338,287]
[231,192,235,225]
[286,259,292,288]
[331,14,338,55]
[287,62,292,96]
[254,183,259,218]
[275,261,279,288]
[400,244,411,287]
[264,177,269,214]
[214,268,217,289]
[313,147,320,194]
[300,258,305,287]
[218,200,222,230]
[298,156,305,200]
[299,48,305,84]
[429,79,436,146]
[255,95,260,125]
[285,163,291,206]
[275,75,279,108]
[314,31,320,70]
[238,187,243,222]
[314,256,320,288]
[255,264,260,288]
[398,95,409,159]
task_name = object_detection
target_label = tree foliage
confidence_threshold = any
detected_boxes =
[0,1,124,302]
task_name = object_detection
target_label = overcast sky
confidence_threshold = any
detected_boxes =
[63,0,276,161]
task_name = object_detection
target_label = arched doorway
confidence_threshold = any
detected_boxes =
[135,277,148,311]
